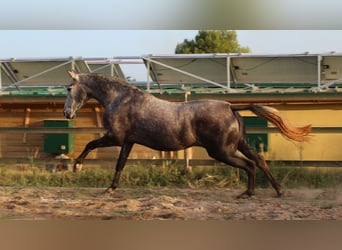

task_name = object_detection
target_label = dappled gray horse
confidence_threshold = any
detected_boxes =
[64,71,311,198]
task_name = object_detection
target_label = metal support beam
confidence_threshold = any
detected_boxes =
[146,60,151,92]
[71,59,75,71]
[226,56,231,89]
[317,55,321,88]
[110,64,114,77]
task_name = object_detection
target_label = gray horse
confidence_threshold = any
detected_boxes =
[64,71,311,197]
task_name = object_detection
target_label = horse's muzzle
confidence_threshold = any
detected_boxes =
[64,109,75,119]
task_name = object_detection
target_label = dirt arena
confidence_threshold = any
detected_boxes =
[0,186,340,220]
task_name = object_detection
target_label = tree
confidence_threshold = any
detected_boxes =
[175,30,250,54]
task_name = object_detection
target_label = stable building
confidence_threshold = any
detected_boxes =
[0,54,341,166]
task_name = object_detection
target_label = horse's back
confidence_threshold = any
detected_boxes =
[169,99,240,148]
[135,98,235,148]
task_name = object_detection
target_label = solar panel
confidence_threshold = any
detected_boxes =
[145,56,228,84]
[144,54,321,86]
[0,58,125,88]
[231,56,318,84]
[321,56,342,81]
[1,53,342,92]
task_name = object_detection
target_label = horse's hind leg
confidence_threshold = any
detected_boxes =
[208,149,256,198]
[238,139,282,197]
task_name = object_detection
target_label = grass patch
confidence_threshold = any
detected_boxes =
[0,163,341,189]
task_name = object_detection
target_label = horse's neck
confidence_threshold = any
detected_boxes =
[86,85,115,107]
[88,83,142,108]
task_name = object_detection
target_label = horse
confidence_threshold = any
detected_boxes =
[63,70,311,198]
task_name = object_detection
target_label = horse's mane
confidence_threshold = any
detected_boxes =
[81,73,143,94]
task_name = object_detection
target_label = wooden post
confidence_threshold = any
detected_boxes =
[94,107,104,137]
[184,91,192,172]
[160,151,166,168]
[22,108,31,143]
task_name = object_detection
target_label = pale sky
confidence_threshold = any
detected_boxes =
[2,30,342,58]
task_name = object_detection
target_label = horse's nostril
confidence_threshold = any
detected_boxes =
[64,109,72,119]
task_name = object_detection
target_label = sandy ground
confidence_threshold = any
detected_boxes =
[0,186,341,220]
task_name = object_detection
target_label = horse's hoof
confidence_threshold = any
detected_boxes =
[236,190,254,199]
[103,187,116,195]
[275,190,284,198]
[73,163,83,172]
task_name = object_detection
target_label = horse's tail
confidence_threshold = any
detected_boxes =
[231,105,312,142]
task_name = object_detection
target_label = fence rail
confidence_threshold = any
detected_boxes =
[0,126,340,167]
[0,126,341,134]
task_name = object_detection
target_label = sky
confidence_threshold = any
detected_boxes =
[2,30,342,58]
[2,1,342,80]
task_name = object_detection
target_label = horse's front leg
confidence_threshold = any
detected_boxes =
[73,133,116,172]
[106,143,134,193]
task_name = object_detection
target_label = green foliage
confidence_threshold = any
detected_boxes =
[120,165,188,187]
[0,167,112,188]
[0,164,341,189]
[175,30,250,54]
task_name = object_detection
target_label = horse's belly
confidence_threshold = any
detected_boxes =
[145,144,184,152]
[136,134,192,152]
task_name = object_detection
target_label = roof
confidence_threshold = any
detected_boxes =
[1,53,342,98]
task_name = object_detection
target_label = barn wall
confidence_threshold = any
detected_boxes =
[186,104,342,161]
[268,106,342,161]
[0,103,341,162]
[0,106,161,161]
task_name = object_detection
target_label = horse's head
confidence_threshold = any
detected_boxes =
[64,70,88,119]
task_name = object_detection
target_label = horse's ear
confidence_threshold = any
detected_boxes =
[67,70,79,82]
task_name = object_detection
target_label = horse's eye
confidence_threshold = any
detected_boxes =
[67,85,73,91]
